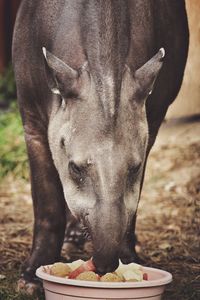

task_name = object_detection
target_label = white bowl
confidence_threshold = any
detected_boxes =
[36,265,172,300]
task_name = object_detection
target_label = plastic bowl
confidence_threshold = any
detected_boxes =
[36,265,172,300]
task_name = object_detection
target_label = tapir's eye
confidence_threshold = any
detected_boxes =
[68,161,85,184]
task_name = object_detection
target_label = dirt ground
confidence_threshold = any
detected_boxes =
[0,118,199,300]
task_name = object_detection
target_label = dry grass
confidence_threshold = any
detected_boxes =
[137,140,200,300]
[0,121,199,299]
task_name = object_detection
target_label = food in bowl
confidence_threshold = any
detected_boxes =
[76,271,99,281]
[43,259,148,282]
[68,259,96,279]
[49,262,71,277]
[100,272,122,282]
[37,263,172,300]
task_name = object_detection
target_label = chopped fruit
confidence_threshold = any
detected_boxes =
[122,269,143,282]
[113,271,124,281]
[85,259,96,272]
[143,273,148,281]
[44,259,149,282]
[67,259,85,271]
[76,271,99,281]
[68,259,96,279]
[50,262,71,277]
[100,273,123,282]
[115,260,142,279]
[68,264,85,279]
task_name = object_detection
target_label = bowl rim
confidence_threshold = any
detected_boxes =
[36,265,172,289]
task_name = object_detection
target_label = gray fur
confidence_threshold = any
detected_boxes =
[12,0,189,282]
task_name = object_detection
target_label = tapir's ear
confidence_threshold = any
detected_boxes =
[134,48,165,101]
[42,47,78,96]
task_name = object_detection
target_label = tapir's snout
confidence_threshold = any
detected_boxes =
[93,251,119,275]
[87,198,126,275]
[91,228,122,275]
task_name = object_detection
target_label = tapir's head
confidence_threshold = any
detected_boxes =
[43,47,164,273]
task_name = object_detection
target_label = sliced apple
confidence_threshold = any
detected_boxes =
[68,259,96,279]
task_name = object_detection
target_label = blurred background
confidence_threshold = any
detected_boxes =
[0,1,199,300]
[0,0,20,73]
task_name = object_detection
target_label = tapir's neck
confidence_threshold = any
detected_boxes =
[81,0,130,120]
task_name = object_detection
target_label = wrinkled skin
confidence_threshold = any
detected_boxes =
[12,0,189,290]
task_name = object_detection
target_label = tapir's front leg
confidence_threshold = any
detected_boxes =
[18,125,66,293]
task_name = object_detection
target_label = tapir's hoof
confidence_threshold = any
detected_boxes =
[17,278,43,298]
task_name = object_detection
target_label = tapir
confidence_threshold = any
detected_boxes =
[12,0,189,292]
